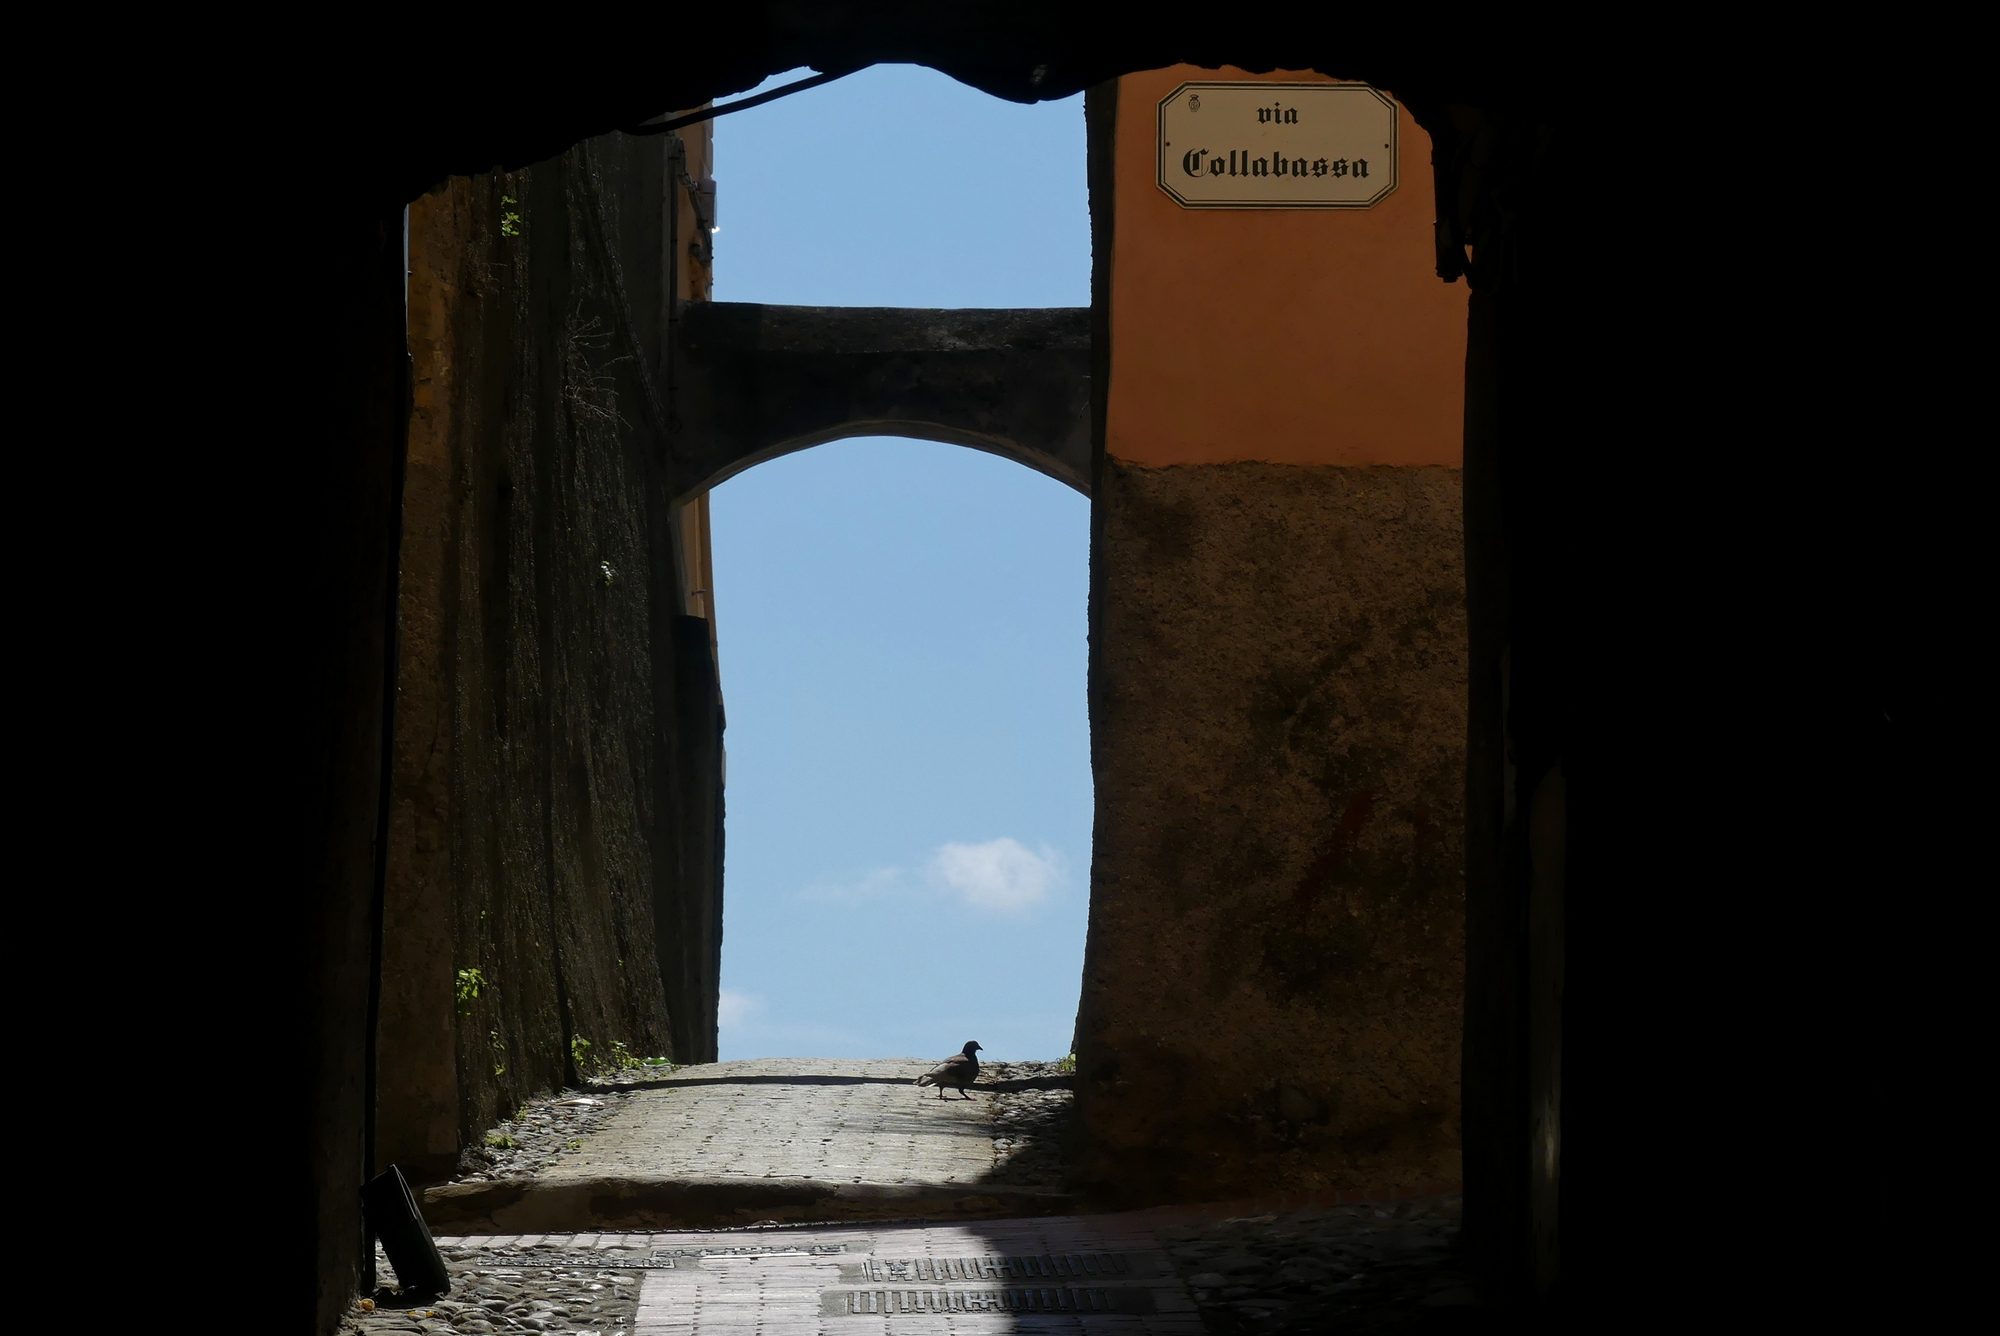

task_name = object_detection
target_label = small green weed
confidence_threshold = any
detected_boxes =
[455,968,488,1014]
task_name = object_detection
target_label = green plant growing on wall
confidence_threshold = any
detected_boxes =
[485,1132,518,1150]
[500,195,521,238]
[570,1034,592,1071]
[1057,1052,1077,1075]
[455,968,488,1014]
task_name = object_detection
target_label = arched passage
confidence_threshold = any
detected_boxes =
[299,28,1735,1332]
[692,66,1094,1065]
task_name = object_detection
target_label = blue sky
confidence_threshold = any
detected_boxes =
[706,68,1092,1062]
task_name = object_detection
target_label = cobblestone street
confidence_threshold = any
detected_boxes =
[348,1059,1477,1334]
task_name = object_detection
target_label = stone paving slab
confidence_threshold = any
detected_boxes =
[424,1060,1074,1233]
[433,1216,1205,1335]
[556,1060,995,1184]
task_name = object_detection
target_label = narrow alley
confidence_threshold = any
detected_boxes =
[348,1059,1474,1335]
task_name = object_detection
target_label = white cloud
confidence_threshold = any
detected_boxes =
[790,840,1067,917]
[926,838,1064,915]
[717,989,764,1027]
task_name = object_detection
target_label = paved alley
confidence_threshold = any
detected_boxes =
[349,1058,1476,1333]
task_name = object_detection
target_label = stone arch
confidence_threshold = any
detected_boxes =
[668,302,1091,503]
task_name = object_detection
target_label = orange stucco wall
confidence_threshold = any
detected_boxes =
[1108,67,1466,469]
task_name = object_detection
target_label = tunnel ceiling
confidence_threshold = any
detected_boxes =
[319,7,1553,211]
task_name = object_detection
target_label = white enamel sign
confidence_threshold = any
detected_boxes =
[1157,81,1400,210]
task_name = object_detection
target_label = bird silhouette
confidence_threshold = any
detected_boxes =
[915,1041,982,1099]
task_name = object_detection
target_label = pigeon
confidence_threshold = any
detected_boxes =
[915,1041,982,1099]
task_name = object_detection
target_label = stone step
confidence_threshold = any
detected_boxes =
[424,1174,1075,1233]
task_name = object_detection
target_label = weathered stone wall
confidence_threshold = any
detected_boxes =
[377,130,723,1179]
[1071,69,1468,1203]
[665,613,727,1062]
[1076,459,1466,1200]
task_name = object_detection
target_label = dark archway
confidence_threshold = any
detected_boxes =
[298,49,1585,1325]
[291,19,1905,1335]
